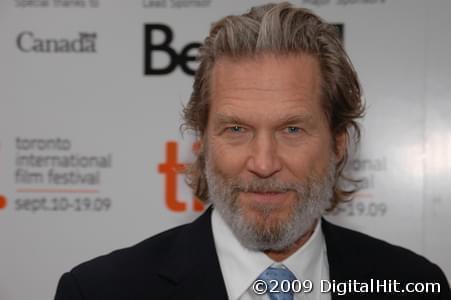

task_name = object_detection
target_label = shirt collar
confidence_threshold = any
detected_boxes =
[211,208,326,300]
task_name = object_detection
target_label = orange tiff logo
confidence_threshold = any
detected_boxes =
[158,141,204,212]
[0,194,7,210]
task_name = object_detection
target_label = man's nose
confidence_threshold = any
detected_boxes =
[246,132,282,178]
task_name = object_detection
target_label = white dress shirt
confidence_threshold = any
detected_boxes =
[211,209,331,300]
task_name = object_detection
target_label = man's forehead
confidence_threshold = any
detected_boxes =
[210,53,322,97]
[208,53,323,122]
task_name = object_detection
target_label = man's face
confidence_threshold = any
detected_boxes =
[204,54,342,251]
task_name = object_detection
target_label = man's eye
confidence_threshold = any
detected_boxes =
[286,126,301,134]
[227,126,245,133]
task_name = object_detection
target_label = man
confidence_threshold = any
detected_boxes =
[55,2,450,299]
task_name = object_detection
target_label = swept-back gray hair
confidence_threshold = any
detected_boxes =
[183,2,364,210]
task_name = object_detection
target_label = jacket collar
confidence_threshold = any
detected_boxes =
[322,218,373,282]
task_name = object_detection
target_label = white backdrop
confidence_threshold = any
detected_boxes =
[0,1,450,299]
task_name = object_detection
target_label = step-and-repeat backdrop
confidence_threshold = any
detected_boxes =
[1,0,450,299]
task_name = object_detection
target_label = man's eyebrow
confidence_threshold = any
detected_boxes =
[278,114,314,126]
[212,113,314,126]
[213,113,248,125]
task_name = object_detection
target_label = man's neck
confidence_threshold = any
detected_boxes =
[264,220,318,262]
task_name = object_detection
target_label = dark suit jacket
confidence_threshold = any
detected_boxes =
[55,206,450,299]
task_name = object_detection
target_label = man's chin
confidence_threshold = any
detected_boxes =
[239,204,295,234]
[214,196,319,251]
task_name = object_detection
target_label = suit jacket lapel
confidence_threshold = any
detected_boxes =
[322,218,373,300]
[157,206,228,300]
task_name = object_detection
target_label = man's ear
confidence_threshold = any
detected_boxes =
[194,133,208,156]
[193,139,203,155]
[334,130,347,162]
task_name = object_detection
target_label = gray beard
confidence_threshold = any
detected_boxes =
[205,157,335,252]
